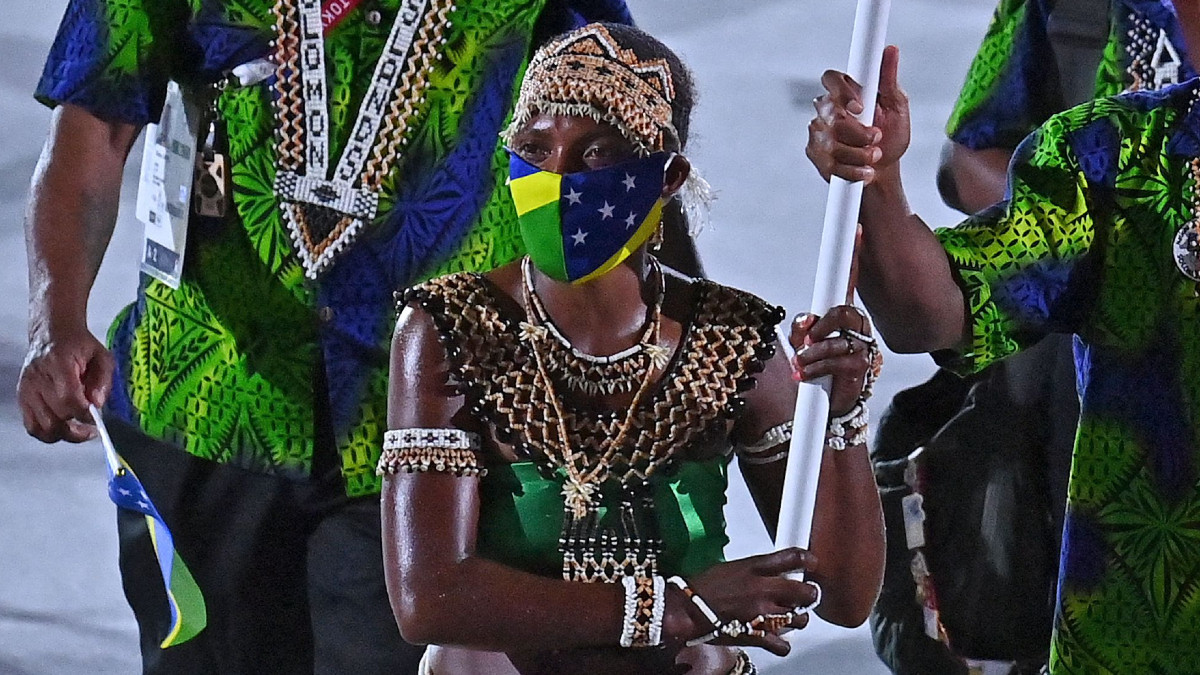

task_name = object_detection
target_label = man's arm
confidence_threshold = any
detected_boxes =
[19,104,141,443]
[806,47,968,354]
[856,166,967,354]
[936,141,1012,215]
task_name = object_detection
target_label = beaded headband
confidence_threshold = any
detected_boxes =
[504,24,679,154]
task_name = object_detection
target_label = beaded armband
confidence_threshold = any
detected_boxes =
[376,428,485,477]
[735,420,793,465]
[620,574,665,648]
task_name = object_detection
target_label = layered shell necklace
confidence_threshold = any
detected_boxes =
[519,257,670,581]
[270,0,453,277]
[520,256,671,396]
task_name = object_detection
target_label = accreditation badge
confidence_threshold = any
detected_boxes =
[135,82,200,289]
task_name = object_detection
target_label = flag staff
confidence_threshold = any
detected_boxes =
[774,0,892,565]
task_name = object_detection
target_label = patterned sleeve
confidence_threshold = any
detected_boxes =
[35,0,186,125]
[946,0,1063,151]
[935,113,1097,374]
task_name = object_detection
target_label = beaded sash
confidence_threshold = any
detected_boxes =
[401,272,785,581]
[271,0,453,277]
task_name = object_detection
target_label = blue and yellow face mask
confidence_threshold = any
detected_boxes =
[507,151,671,284]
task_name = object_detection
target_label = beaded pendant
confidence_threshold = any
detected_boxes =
[1175,151,1200,283]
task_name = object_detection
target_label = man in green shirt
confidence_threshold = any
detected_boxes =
[809,0,1200,670]
[17,1,640,672]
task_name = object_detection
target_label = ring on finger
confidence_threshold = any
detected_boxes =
[842,327,874,345]
[795,581,823,615]
[719,619,764,639]
[750,612,795,634]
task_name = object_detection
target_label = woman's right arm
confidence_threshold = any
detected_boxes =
[383,305,626,650]
[382,304,817,655]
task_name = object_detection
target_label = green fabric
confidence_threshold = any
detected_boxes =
[946,0,1193,152]
[945,0,1027,141]
[933,86,1200,673]
[165,547,207,647]
[67,0,550,495]
[476,458,731,578]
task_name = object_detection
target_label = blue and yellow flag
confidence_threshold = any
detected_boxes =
[91,405,206,647]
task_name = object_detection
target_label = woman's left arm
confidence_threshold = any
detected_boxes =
[734,307,884,628]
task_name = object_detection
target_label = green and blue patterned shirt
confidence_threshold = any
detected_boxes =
[948,0,1193,151]
[36,0,632,496]
[937,80,1200,673]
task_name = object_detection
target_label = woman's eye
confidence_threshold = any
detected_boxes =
[584,144,630,168]
[516,143,548,161]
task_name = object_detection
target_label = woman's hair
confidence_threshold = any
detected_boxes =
[596,23,697,150]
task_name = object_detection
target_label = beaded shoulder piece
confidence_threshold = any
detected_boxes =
[398,272,785,477]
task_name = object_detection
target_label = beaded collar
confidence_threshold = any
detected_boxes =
[399,272,783,478]
[270,0,453,277]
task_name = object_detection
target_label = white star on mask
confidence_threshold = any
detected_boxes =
[598,202,615,219]
[622,173,637,191]
[571,229,588,246]
[565,188,583,205]
[625,212,637,229]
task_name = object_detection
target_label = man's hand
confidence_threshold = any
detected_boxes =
[19,105,139,444]
[19,328,115,443]
[807,45,911,184]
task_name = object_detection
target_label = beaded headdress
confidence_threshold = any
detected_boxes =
[504,24,679,155]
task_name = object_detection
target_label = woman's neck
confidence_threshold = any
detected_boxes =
[527,252,656,352]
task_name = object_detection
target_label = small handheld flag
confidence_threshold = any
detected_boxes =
[90,405,206,647]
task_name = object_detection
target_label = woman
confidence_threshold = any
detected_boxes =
[381,23,885,674]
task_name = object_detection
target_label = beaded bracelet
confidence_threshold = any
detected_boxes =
[376,427,485,476]
[619,574,665,648]
[735,420,793,466]
[826,401,869,451]
[668,576,728,646]
[620,576,639,648]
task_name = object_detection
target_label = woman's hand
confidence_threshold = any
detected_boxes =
[789,306,874,417]
[664,548,821,657]
[806,45,910,185]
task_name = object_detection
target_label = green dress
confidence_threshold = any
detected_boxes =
[402,271,787,580]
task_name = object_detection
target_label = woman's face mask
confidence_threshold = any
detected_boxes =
[508,151,671,284]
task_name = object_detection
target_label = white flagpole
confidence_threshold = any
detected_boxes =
[774,0,892,562]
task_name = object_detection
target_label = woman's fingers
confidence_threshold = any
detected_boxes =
[760,576,822,611]
[810,305,870,341]
[749,547,815,577]
[788,313,817,352]
[746,631,792,657]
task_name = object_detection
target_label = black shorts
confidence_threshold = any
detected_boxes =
[106,414,423,674]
